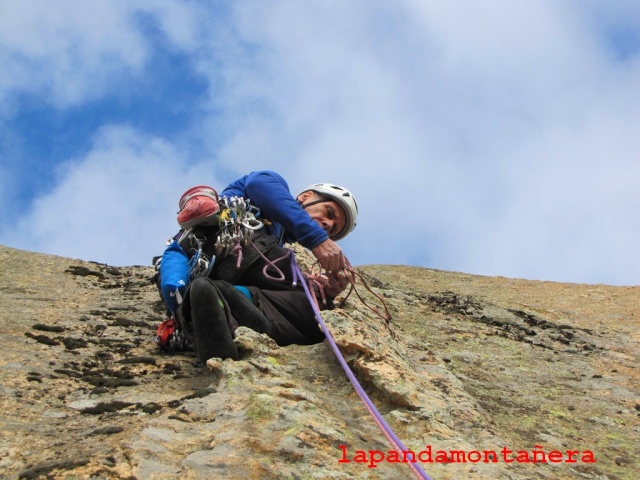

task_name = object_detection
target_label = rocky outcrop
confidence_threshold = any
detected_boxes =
[0,245,638,479]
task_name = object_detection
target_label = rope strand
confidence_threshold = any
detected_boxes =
[342,265,392,324]
[291,250,432,480]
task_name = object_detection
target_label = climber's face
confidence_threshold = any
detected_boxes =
[297,191,346,238]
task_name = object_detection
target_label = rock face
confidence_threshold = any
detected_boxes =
[0,244,638,480]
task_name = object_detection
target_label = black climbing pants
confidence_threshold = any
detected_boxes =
[177,237,328,362]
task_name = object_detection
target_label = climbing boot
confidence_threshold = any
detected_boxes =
[189,278,239,362]
[213,281,272,336]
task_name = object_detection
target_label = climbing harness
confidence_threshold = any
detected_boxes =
[290,252,431,480]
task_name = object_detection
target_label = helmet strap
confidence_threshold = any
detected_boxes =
[299,199,327,210]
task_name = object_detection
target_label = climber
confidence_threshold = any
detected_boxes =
[157,170,358,364]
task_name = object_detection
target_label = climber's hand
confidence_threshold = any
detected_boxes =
[311,239,345,273]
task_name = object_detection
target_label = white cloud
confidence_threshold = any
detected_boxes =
[208,0,640,284]
[0,1,141,110]
[2,1,640,284]
[4,125,225,266]
[0,0,202,113]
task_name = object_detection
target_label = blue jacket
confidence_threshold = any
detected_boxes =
[221,170,329,250]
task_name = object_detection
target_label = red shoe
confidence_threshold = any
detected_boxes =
[177,186,220,229]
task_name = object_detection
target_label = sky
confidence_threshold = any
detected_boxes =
[1,0,639,286]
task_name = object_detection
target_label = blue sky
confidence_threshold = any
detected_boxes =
[1,1,639,286]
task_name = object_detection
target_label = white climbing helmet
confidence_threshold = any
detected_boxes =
[299,183,358,241]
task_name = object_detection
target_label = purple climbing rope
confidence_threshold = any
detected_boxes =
[290,251,432,480]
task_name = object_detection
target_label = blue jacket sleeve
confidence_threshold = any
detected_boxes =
[159,240,190,313]
[221,170,329,249]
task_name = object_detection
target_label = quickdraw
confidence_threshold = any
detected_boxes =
[186,229,214,279]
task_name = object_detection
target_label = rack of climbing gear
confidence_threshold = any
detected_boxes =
[174,196,266,280]
[215,196,264,262]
